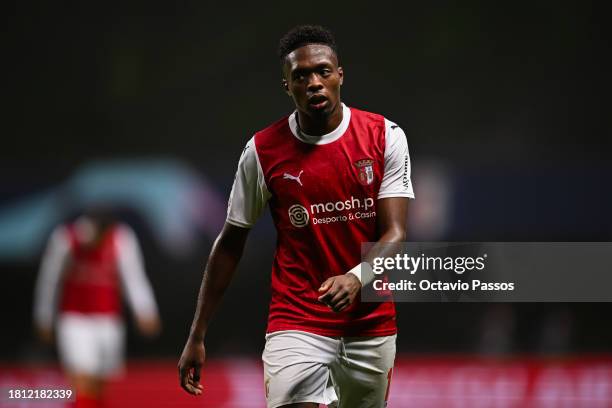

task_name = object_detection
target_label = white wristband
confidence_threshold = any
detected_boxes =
[347,262,375,286]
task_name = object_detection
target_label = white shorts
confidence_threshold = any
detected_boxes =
[262,330,396,408]
[56,313,125,378]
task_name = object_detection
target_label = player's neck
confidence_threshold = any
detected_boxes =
[296,103,343,136]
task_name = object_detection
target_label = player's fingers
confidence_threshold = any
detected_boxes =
[181,375,196,394]
[332,298,350,313]
[193,364,201,384]
[318,277,334,292]
[319,280,341,302]
[179,367,194,393]
[187,377,204,391]
[190,363,204,390]
[179,367,202,395]
[318,288,338,303]
[328,288,348,306]
[184,379,202,395]
[322,281,348,306]
[337,293,353,309]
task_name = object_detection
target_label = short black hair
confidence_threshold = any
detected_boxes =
[278,25,338,63]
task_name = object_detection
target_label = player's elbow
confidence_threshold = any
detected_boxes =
[393,228,407,242]
[381,225,407,242]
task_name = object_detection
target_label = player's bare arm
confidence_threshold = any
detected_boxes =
[318,197,409,312]
[178,222,250,395]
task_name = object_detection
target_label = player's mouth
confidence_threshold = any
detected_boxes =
[308,94,328,110]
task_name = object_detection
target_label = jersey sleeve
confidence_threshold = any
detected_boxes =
[33,225,71,329]
[378,118,415,199]
[226,136,271,228]
[115,225,159,319]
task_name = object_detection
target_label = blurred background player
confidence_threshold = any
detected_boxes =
[33,207,161,408]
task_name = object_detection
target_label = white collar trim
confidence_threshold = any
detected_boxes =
[288,103,351,145]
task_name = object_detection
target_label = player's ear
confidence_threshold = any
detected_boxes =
[282,78,291,95]
[338,66,344,86]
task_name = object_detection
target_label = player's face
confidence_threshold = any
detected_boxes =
[283,44,343,119]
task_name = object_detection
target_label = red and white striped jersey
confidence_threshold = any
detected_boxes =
[227,104,414,336]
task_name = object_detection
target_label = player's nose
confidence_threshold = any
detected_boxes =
[306,74,323,92]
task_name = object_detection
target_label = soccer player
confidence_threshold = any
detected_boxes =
[178,25,414,408]
[34,208,161,408]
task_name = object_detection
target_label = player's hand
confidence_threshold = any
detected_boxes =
[36,325,53,345]
[136,315,162,338]
[318,274,362,313]
[178,337,205,395]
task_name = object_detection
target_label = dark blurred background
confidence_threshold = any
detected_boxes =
[2,1,611,404]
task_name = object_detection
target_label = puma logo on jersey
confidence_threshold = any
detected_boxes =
[283,170,303,186]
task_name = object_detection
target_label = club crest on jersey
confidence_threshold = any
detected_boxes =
[354,159,375,185]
